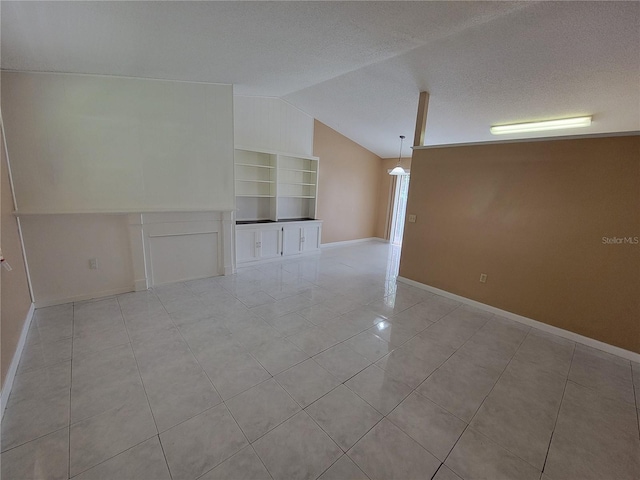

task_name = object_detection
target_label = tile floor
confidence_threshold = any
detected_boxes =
[2,242,639,480]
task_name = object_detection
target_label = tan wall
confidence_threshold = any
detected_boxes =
[1,127,33,387]
[314,120,383,244]
[375,157,412,239]
[400,135,640,353]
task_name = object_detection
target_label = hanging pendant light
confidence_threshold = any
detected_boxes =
[389,135,406,175]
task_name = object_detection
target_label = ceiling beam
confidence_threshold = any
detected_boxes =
[413,91,430,147]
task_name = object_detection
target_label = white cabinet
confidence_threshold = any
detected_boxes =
[259,226,282,259]
[282,224,303,256]
[236,228,259,264]
[236,220,322,266]
[236,225,283,264]
[282,223,321,256]
[234,147,322,267]
[302,224,321,252]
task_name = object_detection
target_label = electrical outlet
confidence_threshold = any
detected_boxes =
[89,258,98,270]
[407,214,417,223]
[479,273,487,283]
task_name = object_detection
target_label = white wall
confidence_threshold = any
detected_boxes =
[234,96,314,156]
[3,72,234,213]
[2,72,236,305]
[19,214,134,306]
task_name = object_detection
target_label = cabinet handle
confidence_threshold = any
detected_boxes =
[301,237,305,242]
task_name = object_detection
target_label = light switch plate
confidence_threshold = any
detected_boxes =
[408,214,417,223]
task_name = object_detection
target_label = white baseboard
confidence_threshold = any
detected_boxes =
[397,276,640,364]
[321,237,387,249]
[1,303,35,420]
[34,286,134,308]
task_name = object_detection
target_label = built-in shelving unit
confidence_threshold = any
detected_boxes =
[234,149,278,221]
[234,147,322,266]
[234,147,319,222]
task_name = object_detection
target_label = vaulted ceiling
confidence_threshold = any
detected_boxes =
[2,1,638,157]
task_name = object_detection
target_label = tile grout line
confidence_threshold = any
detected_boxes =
[407,310,496,425]
[157,285,224,405]
[631,362,640,441]
[0,424,70,455]
[184,276,315,480]
[302,382,382,453]
[436,320,531,474]
[67,302,75,480]
[63,287,450,468]
[1,311,74,457]
[68,436,162,479]
[64,297,164,479]
[429,463,450,480]
[280,266,393,478]
[302,284,446,474]
[247,443,276,480]
[170,286,265,470]
[540,342,576,475]
[117,292,175,480]
[183,271,393,478]
[165,282,275,478]
[315,441,372,480]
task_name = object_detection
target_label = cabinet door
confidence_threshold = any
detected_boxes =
[302,225,320,252]
[259,227,281,259]
[236,229,258,263]
[282,226,302,256]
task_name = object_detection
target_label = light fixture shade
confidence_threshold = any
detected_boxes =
[490,116,592,135]
[389,135,406,176]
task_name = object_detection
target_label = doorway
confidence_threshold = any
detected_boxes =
[389,173,410,246]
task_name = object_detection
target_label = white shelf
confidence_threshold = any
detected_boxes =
[236,194,275,198]
[235,148,318,222]
[279,168,316,173]
[235,163,275,169]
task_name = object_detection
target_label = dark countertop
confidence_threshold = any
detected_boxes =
[236,218,317,225]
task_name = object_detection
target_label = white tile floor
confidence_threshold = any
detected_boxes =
[2,241,639,480]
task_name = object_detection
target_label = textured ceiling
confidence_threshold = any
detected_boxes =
[2,1,639,157]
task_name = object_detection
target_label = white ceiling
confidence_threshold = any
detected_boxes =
[2,1,639,158]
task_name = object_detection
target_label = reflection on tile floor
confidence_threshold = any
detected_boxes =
[2,242,639,479]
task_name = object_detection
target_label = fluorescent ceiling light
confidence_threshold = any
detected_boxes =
[490,116,592,135]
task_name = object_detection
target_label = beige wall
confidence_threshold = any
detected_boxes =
[400,135,640,353]
[19,214,134,307]
[1,127,33,387]
[2,72,236,307]
[314,120,383,244]
[235,96,314,156]
[2,72,235,214]
[375,157,412,240]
